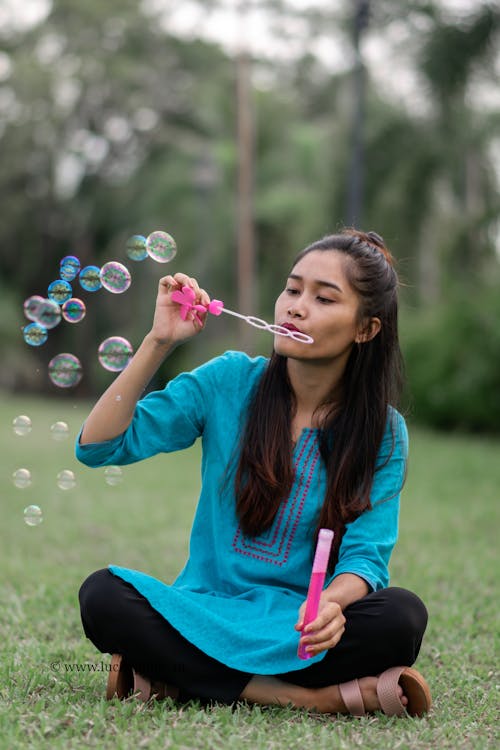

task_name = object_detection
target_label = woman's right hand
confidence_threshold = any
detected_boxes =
[148,272,211,347]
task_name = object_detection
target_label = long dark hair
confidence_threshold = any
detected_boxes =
[234,229,405,570]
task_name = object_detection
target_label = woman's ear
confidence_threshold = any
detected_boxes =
[355,317,381,344]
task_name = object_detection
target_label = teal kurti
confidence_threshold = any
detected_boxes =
[76,350,408,675]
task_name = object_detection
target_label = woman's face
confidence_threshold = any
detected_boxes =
[274,250,377,362]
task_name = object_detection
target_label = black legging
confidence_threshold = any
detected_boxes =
[79,568,428,704]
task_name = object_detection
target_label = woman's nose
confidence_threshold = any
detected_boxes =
[287,304,304,318]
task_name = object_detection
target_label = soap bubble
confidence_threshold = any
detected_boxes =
[98,336,133,372]
[24,505,43,526]
[57,469,76,490]
[35,299,62,329]
[48,279,73,305]
[126,235,148,261]
[48,353,83,388]
[13,415,32,436]
[23,322,48,346]
[100,261,132,294]
[60,255,81,281]
[146,231,177,263]
[79,265,102,292]
[62,297,86,323]
[104,466,123,486]
[23,295,45,321]
[13,468,32,489]
[50,421,70,440]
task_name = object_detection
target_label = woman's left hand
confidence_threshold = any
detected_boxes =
[295,593,346,656]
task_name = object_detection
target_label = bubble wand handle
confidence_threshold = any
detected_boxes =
[297,529,334,660]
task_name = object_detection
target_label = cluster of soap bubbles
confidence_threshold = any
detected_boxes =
[16,231,171,527]
[21,230,177,388]
[12,414,124,526]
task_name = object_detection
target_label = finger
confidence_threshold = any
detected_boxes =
[301,610,345,645]
[302,625,340,647]
[304,611,345,640]
[300,624,345,655]
[159,275,209,308]
[186,277,206,303]
[167,272,196,290]
[159,275,175,289]
[183,275,200,292]
[304,603,342,633]
[171,274,209,305]
[189,309,207,331]
[295,602,306,626]
[198,287,211,307]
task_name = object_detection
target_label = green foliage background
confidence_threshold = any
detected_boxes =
[0,0,499,431]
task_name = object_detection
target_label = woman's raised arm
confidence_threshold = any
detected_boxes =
[79,273,210,445]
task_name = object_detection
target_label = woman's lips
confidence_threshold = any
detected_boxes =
[280,322,303,333]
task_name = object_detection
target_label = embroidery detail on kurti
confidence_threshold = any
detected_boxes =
[232,432,320,566]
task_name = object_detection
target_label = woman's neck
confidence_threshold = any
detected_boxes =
[286,357,344,423]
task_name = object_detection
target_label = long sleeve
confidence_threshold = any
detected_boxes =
[75,351,254,468]
[333,410,408,590]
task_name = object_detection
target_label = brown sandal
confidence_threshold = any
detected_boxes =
[106,654,178,702]
[338,666,432,717]
[106,654,133,700]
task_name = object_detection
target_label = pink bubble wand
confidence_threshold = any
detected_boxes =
[171,286,313,344]
[298,528,334,660]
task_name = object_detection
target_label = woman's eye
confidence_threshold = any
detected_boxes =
[317,296,333,304]
[285,288,299,295]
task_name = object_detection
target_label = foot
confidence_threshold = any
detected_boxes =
[106,654,180,702]
[338,667,431,717]
[333,676,408,713]
[241,674,409,714]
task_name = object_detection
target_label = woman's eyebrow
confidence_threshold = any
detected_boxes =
[288,273,343,293]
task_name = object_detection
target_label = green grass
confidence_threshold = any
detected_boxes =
[1,391,498,749]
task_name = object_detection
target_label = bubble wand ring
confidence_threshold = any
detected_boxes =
[171,286,314,343]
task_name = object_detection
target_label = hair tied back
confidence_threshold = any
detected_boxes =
[365,231,395,267]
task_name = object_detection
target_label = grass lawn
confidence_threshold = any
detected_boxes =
[1,391,498,749]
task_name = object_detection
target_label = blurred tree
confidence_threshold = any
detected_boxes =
[416,3,500,298]
[363,1,500,302]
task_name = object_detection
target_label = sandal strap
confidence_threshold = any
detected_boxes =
[376,666,406,716]
[133,670,151,702]
[338,679,365,716]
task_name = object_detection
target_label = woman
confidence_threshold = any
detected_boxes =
[77,229,432,717]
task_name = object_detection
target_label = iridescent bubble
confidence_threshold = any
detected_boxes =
[60,255,81,281]
[23,295,45,321]
[35,299,62,329]
[50,421,70,440]
[13,415,32,436]
[98,337,133,372]
[100,261,132,294]
[126,235,148,261]
[13,468,32,489]
[23,322,48,346]
[48,353,83,388]
[104,466,123,486]
[24,505,43,526]
[48,279,73,305]
[146,231,177,263]
[79,265,102,292]
[62,297,86,323]
[57,469,76,490]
